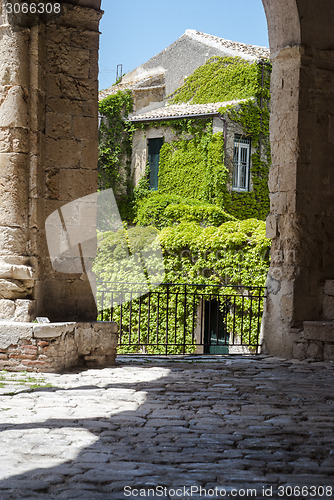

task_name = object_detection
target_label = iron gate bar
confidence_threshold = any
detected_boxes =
[96,282,266,355]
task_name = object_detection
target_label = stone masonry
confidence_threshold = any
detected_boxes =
[0,321,118,372]
[0,356,333,499]
[2,0,334,363]
[0,1,117,372]
[261,0,334,361]
[0,0,102,323]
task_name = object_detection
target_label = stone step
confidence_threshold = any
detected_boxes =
[303,321,334,342]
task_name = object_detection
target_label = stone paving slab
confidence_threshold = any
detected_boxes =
[0,356,333,499]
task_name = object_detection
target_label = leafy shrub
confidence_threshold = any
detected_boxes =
[135,192,202,229]
[94,218,270,353]
[164,203,235,227]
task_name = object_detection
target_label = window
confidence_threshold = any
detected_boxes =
[232,135,251,191]
[148,138,164,190]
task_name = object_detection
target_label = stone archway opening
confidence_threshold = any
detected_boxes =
[1,0,334,366]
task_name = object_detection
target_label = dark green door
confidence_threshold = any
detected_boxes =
[148,138,163,190]
[204,300,229,354]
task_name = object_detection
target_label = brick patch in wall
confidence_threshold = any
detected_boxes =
[0,322,118,372]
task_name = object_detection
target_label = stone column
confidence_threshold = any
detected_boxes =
[38,2,102,321]
[0,3,35,321]
[262,44,334,358]
[0,1,102,322]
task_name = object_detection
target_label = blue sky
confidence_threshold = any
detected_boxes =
[99,0,269,90]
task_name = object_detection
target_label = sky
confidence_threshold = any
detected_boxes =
[99,0,269,91]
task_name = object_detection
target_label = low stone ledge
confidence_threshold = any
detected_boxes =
[33,323,75,339]
[303,321,334,342]
[0,321,118,372]
[293,321,334,361]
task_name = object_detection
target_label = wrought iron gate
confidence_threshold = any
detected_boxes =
[97,282,266,355]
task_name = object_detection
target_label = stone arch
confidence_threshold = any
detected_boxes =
[261,0,334,360]
[1,0,334,360]
[262,0,301,53]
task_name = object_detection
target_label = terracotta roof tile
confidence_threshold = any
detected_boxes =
[186,30,270,61]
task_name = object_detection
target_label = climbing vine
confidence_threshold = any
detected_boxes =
[96,56,272,352]
[98,57,271,222]
[169,56,260,104]
[217,61,272,220]
[151,56,273,221]
[93,217,270,353]
[98,90,134,219]
[135,192,235,229]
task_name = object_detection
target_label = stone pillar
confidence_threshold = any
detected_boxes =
[0,1,102,322]
[262,43,334,358]
[0,3,35,321]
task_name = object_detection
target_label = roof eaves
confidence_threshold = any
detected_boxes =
[129,111,222,123]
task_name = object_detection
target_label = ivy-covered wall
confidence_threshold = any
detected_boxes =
[159,57,270,220]
[143,118,227,203]
[218,60,271,220]
[98,90,134,219]
[169,56,260,104]
[97,56,272,353]
[98,56,271,222]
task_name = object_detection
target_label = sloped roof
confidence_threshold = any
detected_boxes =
[129,99,250,122]
[99,78,165,101]
[185,30,270,61]
[99,30,270,101]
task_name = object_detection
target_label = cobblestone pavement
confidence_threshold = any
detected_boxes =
[0,355,333,500]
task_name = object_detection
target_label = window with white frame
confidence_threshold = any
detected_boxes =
[232,135,251,191]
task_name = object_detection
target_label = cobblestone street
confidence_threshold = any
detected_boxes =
[0,356,333,499]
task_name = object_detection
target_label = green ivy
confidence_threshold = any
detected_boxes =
[93,218,270,352]
[218,61,272,220]
[135,192,235,229]
[169,56,260,105]
[159,219,270,288]
[151,58,272,221]
[96,55,272,353]
[98,90,134,219]
[133,118,228,206]
[98,58,271,223]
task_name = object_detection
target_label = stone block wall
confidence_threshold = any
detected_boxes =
[0,1,102,323]
[0,321,118,372]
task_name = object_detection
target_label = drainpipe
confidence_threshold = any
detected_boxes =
[259,60,265,158]
[217,113,227,161]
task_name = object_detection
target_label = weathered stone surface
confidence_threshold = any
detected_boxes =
[306,341,324,360]
[323,280,334,296]
[0,322,33,348]
[33,323,76,339]
[322,295,334,320]
[0,0,101,322]
[0,321,118,371]
[303,321,334,342]
[0,299,15,319]
[0,357,333,496]
[324,342,334,361]
[292,341,307,360]
[0,87,28,128]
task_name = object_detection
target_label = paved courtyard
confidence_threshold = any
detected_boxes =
[0,355,333,499]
